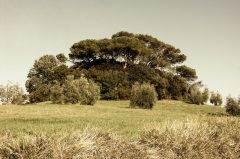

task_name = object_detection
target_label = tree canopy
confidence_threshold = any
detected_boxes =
[68,31,197,100]
[26,31,199,102]
[69,31,188,70]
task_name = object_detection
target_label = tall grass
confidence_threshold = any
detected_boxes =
[0,117,239,159]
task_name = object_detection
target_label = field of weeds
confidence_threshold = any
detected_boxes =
[0,100,239,158]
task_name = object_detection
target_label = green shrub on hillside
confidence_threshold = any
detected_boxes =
[226,96,240,116]
[72,76,100,105]
[130,83,157,109]
[210,92,223,106]
[62,78,80,104]
[51,75,100,105]
[188,83,209,105]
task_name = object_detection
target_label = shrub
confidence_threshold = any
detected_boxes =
[72,76,100,105]
[62,76,81,104]
[130,83,157,109]
[210,92,223,106]
[188,89,203,105]
[226,96,240,116]
[187,83,209,105]
[55,75,100,105]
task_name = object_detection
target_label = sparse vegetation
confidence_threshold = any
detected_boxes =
[130,83,157,109]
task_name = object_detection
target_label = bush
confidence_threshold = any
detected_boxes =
[72,76,100,105]
[210,92,222,106]
[130,83,157,109]
[226,96,240,116]
[62,76,80,104]
[52,75,100,105]
[187,83,209,105]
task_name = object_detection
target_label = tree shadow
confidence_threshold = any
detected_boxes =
[207,112,229,117]
[119,106,153,110]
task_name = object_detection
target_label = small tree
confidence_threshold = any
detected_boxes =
[130,83,157,109]
[226,96,240,116]
[210,92,222,106]
[0,82,25,104]
[187,83,208,105]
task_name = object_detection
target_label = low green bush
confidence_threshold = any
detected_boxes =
[210,92,223,106]
[130,83,157,109]
[187,83,209,105]
[50,75,100,105]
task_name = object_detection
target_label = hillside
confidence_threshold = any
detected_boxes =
[0,100,239,158]
[0,100,227,137]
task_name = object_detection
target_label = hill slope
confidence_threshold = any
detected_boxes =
[0,100,239,158]
[0,100,227,137]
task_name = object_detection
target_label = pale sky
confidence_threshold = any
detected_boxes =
[0,0,240,99]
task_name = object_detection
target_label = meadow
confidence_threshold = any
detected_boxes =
[0,100,226,137]
[0,100,239,158]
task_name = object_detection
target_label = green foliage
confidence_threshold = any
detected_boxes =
[72,75,100,105]
[130,83,157,109]
[62,76,80,104]
[0,82,25,104]
[188,83,209,105]
[56,53,68,63]
[50,83,63,104]
[29,84,50,103]
[176,65,197,81]
[226,96,240,116]
[50,75,100,105]
[26,54,71,103]
[202,88,209,104]
[26,31,199,102]
[68,32,198,101]
[210,92,223,106]
[167,75,188,100]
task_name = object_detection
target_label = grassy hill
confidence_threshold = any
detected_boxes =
[0,100,239,158]
[0,100,227,137]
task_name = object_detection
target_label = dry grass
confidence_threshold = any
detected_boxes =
[0,117,239,159]
[0,128,148,159]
